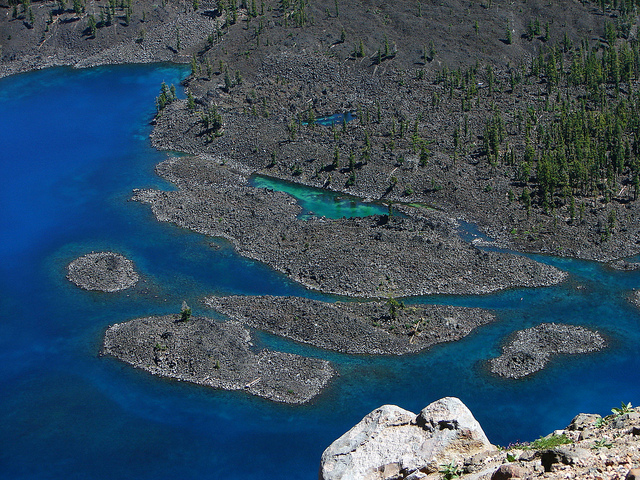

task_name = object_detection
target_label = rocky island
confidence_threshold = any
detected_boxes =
[320,397,640,480]
[134,156,567,297]
[103,313,334,404]
[67,251,139,292]
[205,295,495,355]
[488,323,607,379]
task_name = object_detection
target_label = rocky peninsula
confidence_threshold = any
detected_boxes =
[488,323,607,379]
[320,397,640,480]
[134,156,567,298]
[205,295,495,355]
[102,313,334,404]
[67,251,139,292]
[4,0,640,266]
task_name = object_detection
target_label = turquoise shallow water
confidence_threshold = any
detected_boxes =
[1,64,640,479]
[250,174,388,219]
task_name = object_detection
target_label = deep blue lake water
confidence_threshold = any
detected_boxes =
[1,64,640,480]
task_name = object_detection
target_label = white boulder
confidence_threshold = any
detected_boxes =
[319,397,494,480]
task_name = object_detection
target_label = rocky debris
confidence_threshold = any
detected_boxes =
[608,260,640,271]
[133,156,567,298]
[204,295,495,355]
[319,397,495,480]
[567,414,602,432]
[611,413,640,431]
[321,399,640,480]
[490,464,524,480]
[67,251,139,292]
[0,0,216,79]
[539,446,592,472]
[102,314,334,404]
[488,323,606,379]
[628,469,640,480]
[629,291,640,310]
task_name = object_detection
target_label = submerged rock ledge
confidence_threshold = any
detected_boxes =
[67,251,139,292]
[103,315,334,404]
[205,295,495,355]
[133,156,567,298]
[489,323,606,379]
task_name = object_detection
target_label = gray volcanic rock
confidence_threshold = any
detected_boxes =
[489,323,606,379]
[133,156,567,298]
[629,290,640,309]
[567,413,602,431]
[103,315,334,404]
[609,260,640,271]
[205,295,495,355]
[67,251,139,292]
[319,397,495,480]
[0,3,216,79]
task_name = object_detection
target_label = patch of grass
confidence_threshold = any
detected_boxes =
[528,434,573,450]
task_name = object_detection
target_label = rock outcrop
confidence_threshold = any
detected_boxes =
[319,397,495,480]
[67,251,139,292]
[608,260,640,271]
[320,399,640,480]
[488,323,606,379]
[629,290,640,310]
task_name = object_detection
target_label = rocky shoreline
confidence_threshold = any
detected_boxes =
[609,260,640,272]
[205,295,495,355]
[0,1,214,80]
[5,0,640,267]
[320,397,640,480]
[133,156,567,298]
[102,314,335,404]
[488,323,607,379]
[67,251,139,292]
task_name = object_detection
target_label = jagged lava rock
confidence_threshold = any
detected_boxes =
[319,397,494,480]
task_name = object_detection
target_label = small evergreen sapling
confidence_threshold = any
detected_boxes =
[180,301,192,322]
